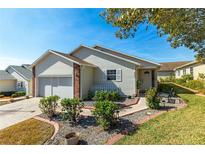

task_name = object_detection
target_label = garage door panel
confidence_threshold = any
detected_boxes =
[39,78,52,97]
[39,77,73,98]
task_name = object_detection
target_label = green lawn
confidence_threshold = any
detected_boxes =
[0,118,54,145]
[117,83,205,144]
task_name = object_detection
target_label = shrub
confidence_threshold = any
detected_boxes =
[15,91,26,97]
[92,100,119,130]
[198,73,205,80]
[0,91,16,96]
[145,88,160,109]
[39,95,60,119]
[60,98,84,123]
[175,78,186,85]
[93,91,120,101]
[11,91,26,98]
[181,74,193,81]
[11,94,18,98]
[184,80,205,90]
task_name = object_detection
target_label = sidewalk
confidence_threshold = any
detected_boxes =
[81,97,148,117]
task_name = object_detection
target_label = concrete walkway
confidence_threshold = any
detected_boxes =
[0,97,42,130]
[81,97,148,117]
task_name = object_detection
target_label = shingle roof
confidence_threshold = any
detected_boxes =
[22,64,32,70]
[159,61,191,72]
[9,65,32,80]
[51,50,96,67]
[93,45,160,66]
[0,70,16,80]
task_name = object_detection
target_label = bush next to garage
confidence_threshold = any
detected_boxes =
[11,91,26,98]
[93,90,121,101]
[145,88,160,109]
[39,95,60,119]
[92,100,119,130]
[60,98,84,124]
[0,91,16,97]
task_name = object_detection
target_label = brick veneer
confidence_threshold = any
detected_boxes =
[73,63,80,98]
[32,66,35,97]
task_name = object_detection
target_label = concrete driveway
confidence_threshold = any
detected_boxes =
[0,97,42,130]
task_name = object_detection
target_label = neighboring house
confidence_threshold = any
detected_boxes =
[0,70,17,92]
[32,45,160,99]
[157,61,191,80]
[5,64,32,95]
[174,61,205,79]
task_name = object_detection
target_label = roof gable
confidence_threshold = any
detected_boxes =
[6,65,32,81]
[32,50,96,68]
[159,61,192,72]
[69,45,160,67]
[0,70,16,80]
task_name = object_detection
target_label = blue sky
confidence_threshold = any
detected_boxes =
[0,8,195,69]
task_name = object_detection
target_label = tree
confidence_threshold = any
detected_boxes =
[101,9,205,61]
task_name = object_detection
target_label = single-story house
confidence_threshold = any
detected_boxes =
[157,61,191,80]
[32,45,160,99]
[5,64,32,95]
[0,70,17,92]
[174,61,205,79]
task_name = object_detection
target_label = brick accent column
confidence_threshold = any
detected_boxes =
[73,63,80,99]
[32,66,36,97]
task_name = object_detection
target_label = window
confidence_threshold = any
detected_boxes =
[183,69,186,75]
[107,70,116,80]
[17,81,24,88]
[190,67,193,76]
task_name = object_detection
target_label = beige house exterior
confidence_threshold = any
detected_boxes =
[174,61,205,79]
[32,45,160,99]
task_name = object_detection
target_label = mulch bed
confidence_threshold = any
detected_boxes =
[41,101,182,145]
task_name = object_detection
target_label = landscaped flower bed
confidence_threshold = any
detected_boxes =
[40,100,182,145]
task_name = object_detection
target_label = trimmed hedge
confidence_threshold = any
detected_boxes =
[11,91,26,98]
[93,91,121,101]
[0,91,16,97]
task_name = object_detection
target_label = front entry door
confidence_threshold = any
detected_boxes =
[141,70,152,91]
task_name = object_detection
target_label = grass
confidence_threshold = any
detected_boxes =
[0,118,54,145]
[116,83,205,144]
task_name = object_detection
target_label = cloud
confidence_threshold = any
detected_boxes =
[0,56,33,70]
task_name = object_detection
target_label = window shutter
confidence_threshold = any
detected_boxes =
[116,69,122,82]
[102,69,107,81]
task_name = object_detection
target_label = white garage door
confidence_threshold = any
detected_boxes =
[39,77,73,98]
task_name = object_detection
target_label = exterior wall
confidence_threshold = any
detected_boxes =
[175,63,205,80]
[0,80,16,92]
[157,71,174,80]
[72,48,136,96]
[7,68,30,95]
[35,53,73,96]
[80,66,94,99]
[193,63,205,79]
